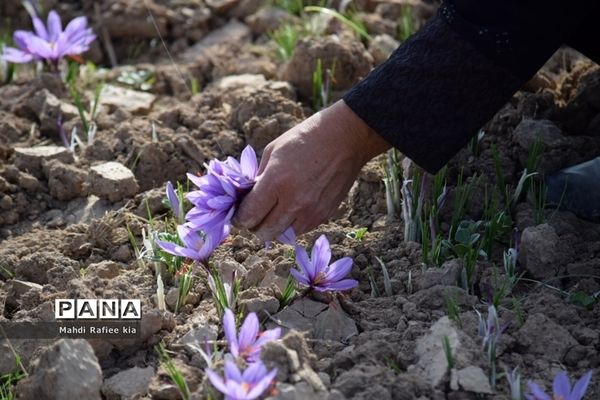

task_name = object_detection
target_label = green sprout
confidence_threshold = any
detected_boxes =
[156,343,190,400]
[270,23,302,61]
[346,227,368,241]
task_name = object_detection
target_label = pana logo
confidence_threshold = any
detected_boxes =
[55,299,142,320]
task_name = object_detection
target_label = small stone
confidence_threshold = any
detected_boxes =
[16,89,79,135]
[418,259,462,290]
[268,298,328,334]
[314,301,358,342]
[513,119,566,151]
[4,280,43,311]
[87,260,121,279]
[369,34,400,65]
[183,20,251,61]
[179,324,218,354]
[99,85,156,114]
[281,36,373,99]
[457,366,493,394]
[515,313,577,359]
[239,293,280,315]
[43,159,88,201]
[102,366,155,400]
[414,316,480,389]
[89,161,139,202]
[14,145,73,177]
[16,339,102,400]
[165,288,179,311]
[518,224,562,280]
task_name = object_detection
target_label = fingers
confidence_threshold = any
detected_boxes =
[256,144,273,176]
[233,173,277,230]
[253,203,296,242]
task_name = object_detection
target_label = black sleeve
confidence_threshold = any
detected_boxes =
[343,0,597,174]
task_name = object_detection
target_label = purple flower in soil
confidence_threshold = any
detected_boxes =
[155,224,228,264]
[2,10,95,66]
[291,234,358,292]
[526,371,592,400]
[186,145,259,232]
[206,360,277,400]
[166,181,184,223]
[209,145,258,190]
[223,308,281,363]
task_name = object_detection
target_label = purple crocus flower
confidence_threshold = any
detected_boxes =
[2,10,95,66]
[526,371,592,400]
[166,181,184,224]
[209,145,258,190]
[291,234,358,292]
[223,309,281,363]
[155,224,228,264]
[205,360,277,400]
[186,145,258,232]
[186,172,237,231]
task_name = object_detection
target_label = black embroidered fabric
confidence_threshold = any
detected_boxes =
[343,0,598,174]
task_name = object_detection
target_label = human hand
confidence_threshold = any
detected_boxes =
[234,100,391,241]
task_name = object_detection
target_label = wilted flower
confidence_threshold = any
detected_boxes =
[526,370,592,400]
[155,224,228,264]
[186,145,258,232]
[205,360,277,400]
[476,304,508,352]
[291,234,358,292]
[2,10,95,66]
[166,181,184,223]
[223,308,281,363]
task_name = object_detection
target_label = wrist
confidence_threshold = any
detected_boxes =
[332,100,392,165]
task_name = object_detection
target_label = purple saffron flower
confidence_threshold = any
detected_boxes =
[166,181,184,223]
[223,309,281,363]
[526,371,592,400]
[290,234,358,292]
[209,145,258,190]
[186,145,258,232]
[2,10,95,65]
[186,172,237,231]
[155,224,227,263]
[205,360,277,400]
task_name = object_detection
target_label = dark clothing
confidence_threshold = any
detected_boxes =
[343,0,600,173]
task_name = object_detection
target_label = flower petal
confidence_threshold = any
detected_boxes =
[166,181,181,219]
[155,239,198,260]
[552,372,571,398]
[205,369,229,395]
[242,361,267,383]
[46,10,63,42]
[277,226,296,245]
[571,371,592,400]
[238,312,259,351]
[322,257,353,284]
[223,360,242,382]
[289,268,310,286]
[63,16,87,41]
[32,17,49,40]
[24,34,54,59]
[240,145,258,179]
[223,309,239,357]
[1,47,34,63]
[247,367,277,399]
[526,381,551,400]
[295,245,315,281]
[315,279,358,292]
[13,31,33,49]
[254,327,281,347]
[311,234,332,272]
